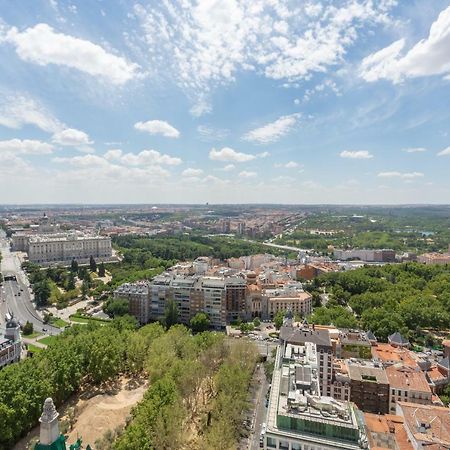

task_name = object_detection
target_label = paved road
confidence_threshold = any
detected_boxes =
[249,364,269,450]
[0,231,60,335]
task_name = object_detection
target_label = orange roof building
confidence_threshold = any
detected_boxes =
[364,413,413,450]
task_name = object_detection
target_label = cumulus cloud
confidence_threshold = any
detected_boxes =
[134,120,180,138]
[3,23,139,84]
[340,150,373,159]
[403,147,427,153]
[182,168,204,177]
[0,139,54,154]
[209,147,256,163]
[377,171,424,179]
[243,113,300,144]
[52,128,92,147]
[133,1,394,112]
[105,149,182,166]
[360,6,450,83]
[437,146,450,156]
[0,92,63,133]
[52,153,171,181]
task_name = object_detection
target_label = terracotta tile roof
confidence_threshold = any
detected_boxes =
[364,413,413,450]
[386,365,431,393]
[398,401,450,448]
[427,365,447,382]
[372,343,418,368]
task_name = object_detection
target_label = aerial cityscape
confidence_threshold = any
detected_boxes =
[1,1,450,450]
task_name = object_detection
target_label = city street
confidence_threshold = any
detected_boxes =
[0,230,60,335]
[249,363,270,450]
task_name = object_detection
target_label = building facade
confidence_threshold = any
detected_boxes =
[264,340,369,450]
[13,232,112,265]
[0,318,21,369]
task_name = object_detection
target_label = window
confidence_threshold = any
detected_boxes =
[266,437,277,448]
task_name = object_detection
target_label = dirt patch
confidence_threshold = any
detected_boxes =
[13,377,147,450]
[65,378,146,445]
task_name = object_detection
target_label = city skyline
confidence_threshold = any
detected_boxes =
[0,0,450,204]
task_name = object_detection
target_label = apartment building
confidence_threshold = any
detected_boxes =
[114,281,151,325]
[396,402,450,448]
[279,323,334,396]
[346,360,390,414]
[386,365,432,413]
[264,286,312,320]
[264,341,369,450]
[0,318,21,369]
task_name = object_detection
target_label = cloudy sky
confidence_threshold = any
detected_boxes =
[0,0,450,204]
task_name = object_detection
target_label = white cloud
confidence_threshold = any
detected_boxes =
[257,151,270,158]
[340,150,373,159]
[4,23,139,84]
[99,148,181,166]
[197,125,229,141]
[0,152,34,175]
[209,147,256,163]
[52,128,92,146]
[52,153,171,181]
[437,146,450,156]
[275,161,301,168]
[215,164,236,172]
[104,149,123,160]
[377,171,424,179]
[0,92,63,133]
[134,120,180,138]
[239,170,257,178]
[182,168,204,177]
[0,139,54,154]
[403,147,427,153]
[133,1,394,111]
[243,113,300,144]
[360,6,450,83]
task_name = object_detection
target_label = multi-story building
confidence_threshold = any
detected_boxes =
[0,318,21,369]
[386,365,432,413]
[114,281,151,325]
[396,401,450,448]
[280,323,334,396]
[346,359,390,414]
[264,287,312,320]
[364,412,413,450]
[333,249,395,262]
[264,340,369,450]
[14,232,112,265]
[200,277,227,328]
[224,277,247,323]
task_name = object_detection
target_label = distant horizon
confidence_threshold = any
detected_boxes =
[2,203,450,208]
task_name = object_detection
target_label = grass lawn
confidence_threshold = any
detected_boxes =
[50,318,70,328]
[69,314,109,325]
[27,343,44,353]
[23,331,42,339]
[37,335,57,346]
[69,316,89,324]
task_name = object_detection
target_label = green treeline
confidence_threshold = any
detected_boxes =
[0,318,257,450]
[113,234,275,262]
[308,263,450,343]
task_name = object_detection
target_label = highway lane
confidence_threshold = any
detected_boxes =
[0,231,61,335]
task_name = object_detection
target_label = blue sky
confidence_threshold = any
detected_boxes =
[0,0,450,204]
